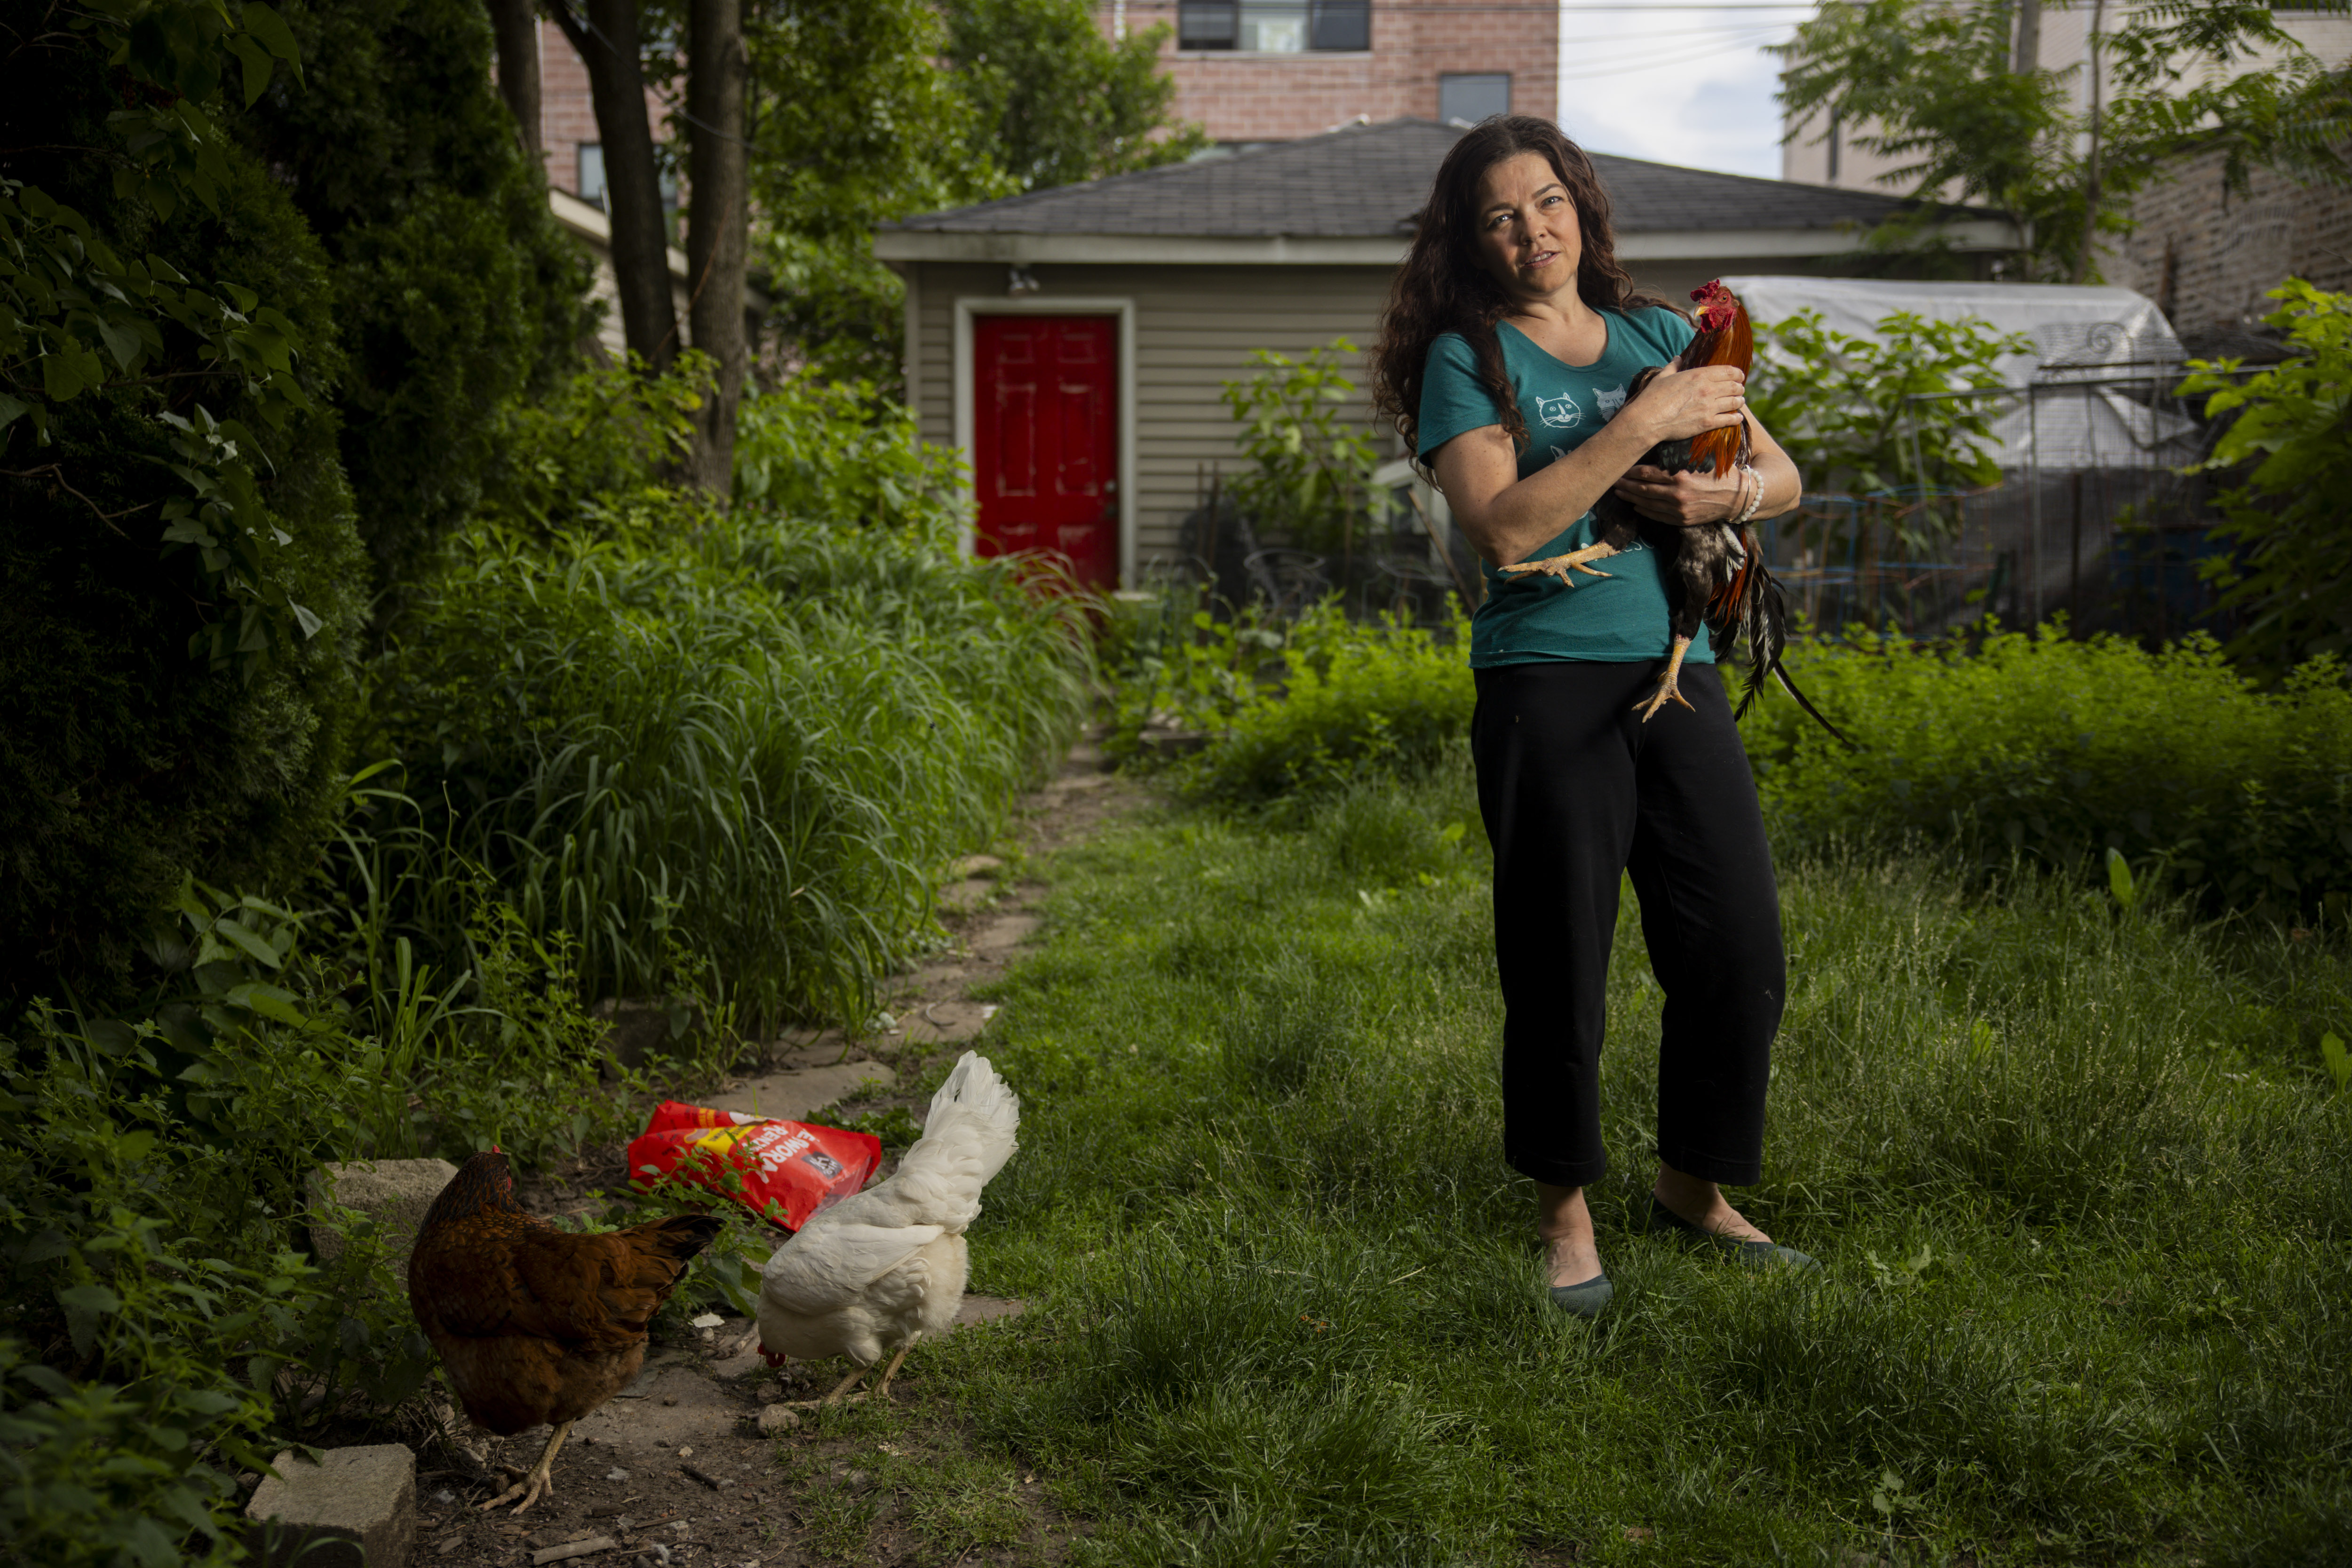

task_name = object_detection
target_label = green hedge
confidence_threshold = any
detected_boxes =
[1742,627,2352,918]
[237,0,595,603]
[0,52,366,1010]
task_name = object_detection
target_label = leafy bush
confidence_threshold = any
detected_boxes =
[1743,625,2352,918]
[1121,603,1474,807]
[733,375,970,529]
[2182,278,2352,682]
[1219,339,1387,556]
[472,354,712,538]
[1748,308,2027,497]
[366,498,1094,1027]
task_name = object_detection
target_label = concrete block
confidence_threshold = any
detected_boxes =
[245,1444,415,1568]
[306,1159,458,1281]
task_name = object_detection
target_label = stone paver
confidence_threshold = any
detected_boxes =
[246,1443,414,1568]
[902,999,998,1045]
[971,913,1041,952]
[704,1060,894,1123]
[937,876,994,914]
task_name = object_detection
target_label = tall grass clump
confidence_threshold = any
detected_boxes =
[366,494,1093,1027]
[1744,625,2352,919]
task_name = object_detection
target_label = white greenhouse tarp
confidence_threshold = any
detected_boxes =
[1719,276,2196,470]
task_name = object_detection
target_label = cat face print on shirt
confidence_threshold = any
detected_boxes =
[1533,392,1581,429]
[1594,384,1628,421]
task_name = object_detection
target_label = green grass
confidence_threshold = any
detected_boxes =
[894,762,2352,1565]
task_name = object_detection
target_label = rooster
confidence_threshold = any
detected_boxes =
[757,1051,1019,1406]
[407,1151,722,1513]
[1504,282,1848,740]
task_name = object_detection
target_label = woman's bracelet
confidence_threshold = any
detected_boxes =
[1733,464,1764,526]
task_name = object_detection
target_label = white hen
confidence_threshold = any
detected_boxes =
[756,1051,1020,1405]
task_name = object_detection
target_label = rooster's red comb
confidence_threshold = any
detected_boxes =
[1690,279,1740,333]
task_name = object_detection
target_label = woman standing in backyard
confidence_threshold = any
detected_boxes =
[1371,117,1817,1315]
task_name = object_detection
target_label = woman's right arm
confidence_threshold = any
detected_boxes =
[1431,362,1749,568]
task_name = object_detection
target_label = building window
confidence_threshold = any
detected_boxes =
[574,142,680,213]
[1180,0,1369,52]
[1312,0,1369,50]
[1438,73,1511,126]
[1825,106,1841,182]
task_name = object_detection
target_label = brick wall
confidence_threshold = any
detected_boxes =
[1109,0,1555,143]
[2101,146,2352,353]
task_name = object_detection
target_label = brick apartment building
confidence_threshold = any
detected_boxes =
[1106,0,1556,145]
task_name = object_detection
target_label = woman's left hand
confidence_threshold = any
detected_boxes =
[1610,463,1747,526]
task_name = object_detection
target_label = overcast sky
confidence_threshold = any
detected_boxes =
[1553,0,1816,179]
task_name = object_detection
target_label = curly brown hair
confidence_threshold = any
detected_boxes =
[1371,117,1666,467]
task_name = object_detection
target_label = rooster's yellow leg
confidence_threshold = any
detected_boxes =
[1634,638,1698,723]
[478,1420,571,1514]
[871,1332,922,1402]
[1499,543,1618,582]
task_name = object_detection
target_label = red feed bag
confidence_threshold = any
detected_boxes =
[626,1100,882,1231]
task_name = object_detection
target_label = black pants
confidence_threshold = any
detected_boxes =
[1471,659,1785,1190]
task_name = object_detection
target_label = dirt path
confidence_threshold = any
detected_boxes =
[406,732,1151,1568]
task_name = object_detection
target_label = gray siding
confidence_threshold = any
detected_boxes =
[904,254,1953,583]
[910,262,1395,575]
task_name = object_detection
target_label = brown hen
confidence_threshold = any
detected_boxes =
[408,1150,722,1512]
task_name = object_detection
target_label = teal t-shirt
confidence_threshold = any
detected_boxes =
[1418,310,1714,667]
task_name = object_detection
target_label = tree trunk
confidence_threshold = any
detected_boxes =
[485,0,541,162]
[2010,0,2040,75]
[2074,0,2104,284]
[684,0,750,493]
[542,0,677,372]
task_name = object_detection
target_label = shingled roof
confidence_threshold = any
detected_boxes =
[878,119,2005,246]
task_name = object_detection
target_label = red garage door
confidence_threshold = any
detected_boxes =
[973,315,1118,589]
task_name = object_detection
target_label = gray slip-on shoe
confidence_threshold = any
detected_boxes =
[1548,1274,1614,1317]
[1644,1195,1820,1272]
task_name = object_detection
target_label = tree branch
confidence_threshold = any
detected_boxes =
[1,464,150,536]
